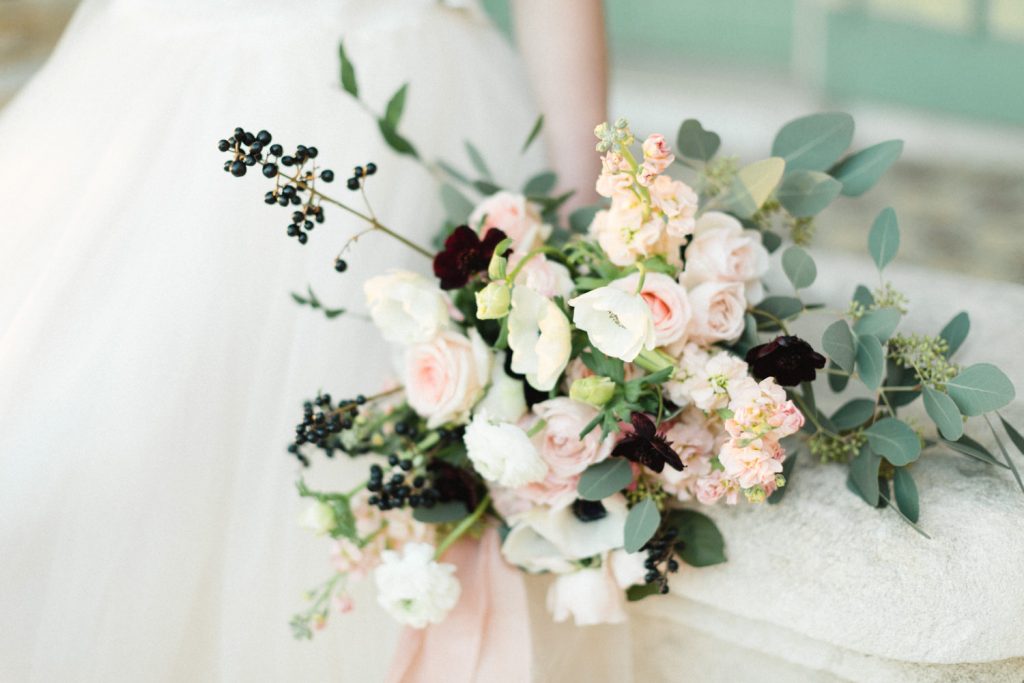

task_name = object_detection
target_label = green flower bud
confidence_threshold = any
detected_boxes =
[569,375,617,407]
[475,282,511,320]
[744,486,767,504]
[487,237,513,280]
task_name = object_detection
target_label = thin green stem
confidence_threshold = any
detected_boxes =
[435,493,492,559]
[749,307,791,335]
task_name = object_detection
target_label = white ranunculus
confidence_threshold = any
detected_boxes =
[464,412,547,488]
[547,563,628,626]
[502,495,629,573]
[686,280,747,346]
[475,354,527,423]
[300,500,336,536]
[507,286,572,392]
[680,211,770,304]
[570,286,656,362]
[374,543,461,629]
[364,270,450,345]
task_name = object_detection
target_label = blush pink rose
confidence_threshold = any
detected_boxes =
[513,254,574,299]
[686,280,747,345]
[469,191,550,251]
[403,330,491,428]
[611,271,692,347]
[680,211,770,304]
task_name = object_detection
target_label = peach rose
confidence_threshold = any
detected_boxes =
[402,330,491,428]
[686,280,747,345]
[680,211,770,304]
[469,191,550,251]
[610,271,692,347]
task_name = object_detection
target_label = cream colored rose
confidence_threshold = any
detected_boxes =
[364,270,450,345]
[469,191,550,251]
[680,211,770,303]
[402,329,491,428]
[610,271,691,347]
[686,280,747,346]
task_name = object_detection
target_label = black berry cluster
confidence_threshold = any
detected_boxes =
[642,527,681,594]
[287,392,366,466]
[366,456,441,512]
[217,127,335,245]
[346,162,377,191]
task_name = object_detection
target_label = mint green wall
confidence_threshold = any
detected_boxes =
[481,0,1024,125]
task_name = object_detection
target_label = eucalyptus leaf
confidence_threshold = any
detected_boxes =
[676,119,721,161]
[623,497,661,553]
[999,416,1024,460]
[828,361,850,392]
[723,157,785,218]
[473,180,501,196]
[521,114,544,153]
[577,458,634,501]
[831,398,876,430]
[412,501,469,524]
[853,308,901,342]
[377,119,418,158]
[771,112,854,172]
[946,363,1015,416]
[761,230,782,253]
[830,140,903,196]
[893,467,920,523]
[777,171,842,217]
[853,284,875,309]
[338,41,358,97]
[383,83,408,127]
[984,416,1024,494]
[465,141,491,180]
[939,312,970,357]
[523,171,557,196]
[868,208,900,271]
[781,245,817,289]
[866,418,921,465]
[822,319,856,372]
[569,204,602,234]
[855,334,885,391]
[941,434,1006,468]
[754,296,803,325]
[923,386,964,440]
[667,509,726,566]
[440,183,474,224]
[848,444,881,506]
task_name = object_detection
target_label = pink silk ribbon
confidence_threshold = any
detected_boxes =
[386,527,533,683]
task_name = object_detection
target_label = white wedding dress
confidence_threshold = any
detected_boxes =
[0,1,544,680]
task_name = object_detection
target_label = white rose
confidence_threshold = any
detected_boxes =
[686,281,747,346]
[300,500,336,536]
[402,329,491,428]
[680,211,770,304]
[570,286,656,362]
[610,272,691,347]
[464,412,547,488]
[547,563,627,626]
[364,270,450,345]
[502,495,629,573]
[476,354,527,423]
[513,254,574,299]
[374,543,461,628]
[469,191,550,251]
[507,286,572,391]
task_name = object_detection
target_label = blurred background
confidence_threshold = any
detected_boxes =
[3,0,1022,282]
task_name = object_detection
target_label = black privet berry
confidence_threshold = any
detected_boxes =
[334,258,348,273]
[365,162,377,175]
[217,139,230,152]
[264,191,277,205]
[256,130,272,145]
[297,233,308,245]
[269,143,283,156]
[320,169,334,182]
[346,177,360,191]
[353,165,364,178]
[262,163,278,178]
[230,160,247,177]
[355,394,366,405]
[243,131,256,145]
[281,155,295,167]
[292,211,304,223]
[233,126,245,139]
[307,146,319,158]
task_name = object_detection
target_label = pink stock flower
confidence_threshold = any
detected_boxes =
[695,470,741,505]
[332,592,355,615]
[641,133,674,173]
[659,409,717,501]
[649,176,698,237]
[717,438,784,490]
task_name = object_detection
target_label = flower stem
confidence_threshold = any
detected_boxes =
[434,493,492,560]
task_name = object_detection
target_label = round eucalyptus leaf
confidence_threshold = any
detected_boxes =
[855,334,885,391]
[781,245,818,289]
[830,139,903,197]
[623,497,661,553]
[577,458,634,501]
[923,386,963,441]
[866,418,921,466]
[772,112,855,172]
[822,319,856,372]
[868,208,900,271]
[946,363,1015,416]
[893,467,920,523]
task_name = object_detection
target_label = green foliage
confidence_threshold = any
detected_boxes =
[868,208,900,271]
[626,583,662,602]
[752,296,803,331]
[893,467,920,523]
[828,361,850,392]
[666,509,726,566]
[830,140,903,196]
[853,308,901,342]
[577,459,634,501]
[465,141,491,180]
[521,114,544,154]
[623,497,660,553]
[523,172,557,196]
[440,184,474,224]
[939,312,970,357]
[383,83,408,128]
[831,399,876,430]
[676,118,721,161]
[777,171,841,217]
[942,433,1006,468]
[290,287,347,320]
[721,157,785,218]
[377,118,418,158]
[781,245,817,289]
[855,333,885,390]
[923,386,964,440]
[809,428,865,463]
[848,444,881,505]
[866,418,921,466]
[338,41,358,97]
[946,363,1016,416]
[413,501,470,524]
[569,204,602,234]
[296,480,357,541]
[771,112,854,172]
[822,320,856,372]
[887,333,957,388]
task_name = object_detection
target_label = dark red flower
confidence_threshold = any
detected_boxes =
[745,335,826,386]
[612,413,683,473]
[432,225,508,290]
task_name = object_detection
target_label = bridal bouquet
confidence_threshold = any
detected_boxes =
[219,50,1021,638]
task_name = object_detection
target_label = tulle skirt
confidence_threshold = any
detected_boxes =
[0,1,544,680]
